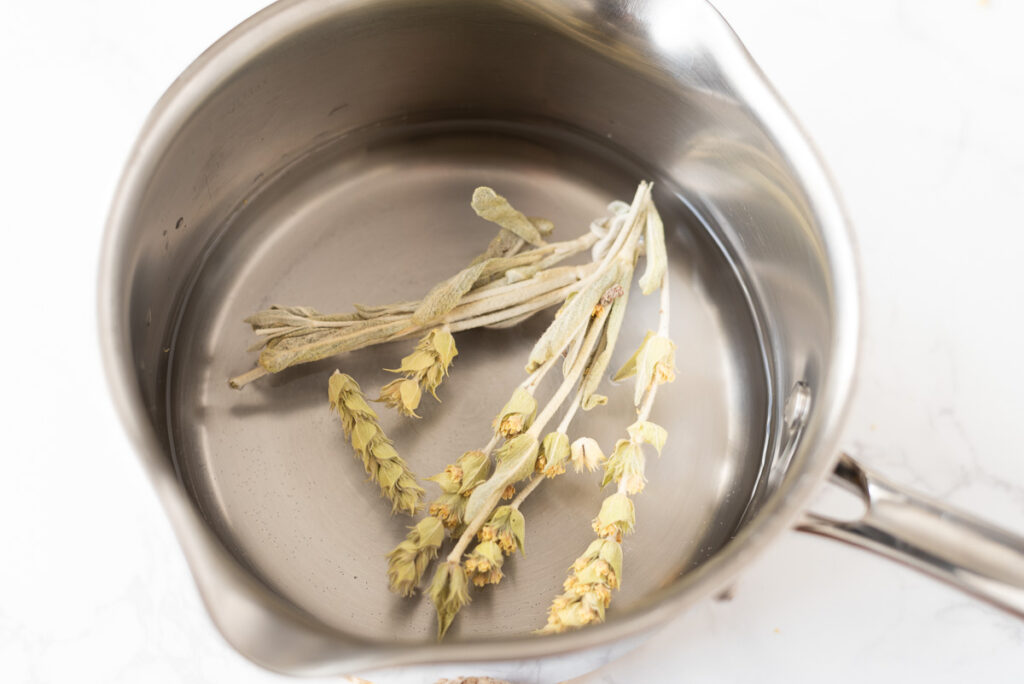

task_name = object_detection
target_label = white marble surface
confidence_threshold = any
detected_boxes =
[3,1,1023,682]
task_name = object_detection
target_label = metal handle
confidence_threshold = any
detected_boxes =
[797,454,1024,618]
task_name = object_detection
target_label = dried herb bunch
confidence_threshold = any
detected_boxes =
[230,182,675,638]
[388,183,673,638]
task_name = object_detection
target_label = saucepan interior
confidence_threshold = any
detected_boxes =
[104,0,856,650]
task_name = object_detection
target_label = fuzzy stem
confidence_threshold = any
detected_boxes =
[511,474,545,510]
[557,385,585,434]
[445,281,581,334]
[228,366,269,389]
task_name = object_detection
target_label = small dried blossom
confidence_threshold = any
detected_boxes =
[601,440,646,494]
[627,420,667,455]
[478,505,526,555]
[377,378,422,418]
[463,540,505,587]
[592,493,635,541]
[570,437,605,473]
[426,450,492,528]
[492,387,537,438]
[428,492,468,529]
[536,432,570,478]
[378,328,458,417]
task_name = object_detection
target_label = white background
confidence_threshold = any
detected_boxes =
[2,1,1023,682]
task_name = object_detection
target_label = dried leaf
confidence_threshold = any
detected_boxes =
[464,434,539,523]
[430,329,458,368]
[628,420,667,455]
[601,439,640,489]
[638,202,667,295]
[412,261,488,325]
[592,493,636,539]
[244,305,327,330]
[562,327,586,377]
[471,187,546,247]
[634,335,676,405]
[612,331,654,382]
[528,217,555,236]
[509,507,526,554]
[427,469,462,494]
[526,260,626,373]
[474,230,524,265]
[457,450,492,494]
[391,350,435,374]
[539,432,571,477]
[581,273,633,409]
[378,378,423,418]
[492,387,537,438]
[259,319,409,373]
[400,380,422,413]
[353,300,419,319]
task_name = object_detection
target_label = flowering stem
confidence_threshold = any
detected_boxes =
[445,306,611,565]
[617,277,670,493]
[529,308,611,435]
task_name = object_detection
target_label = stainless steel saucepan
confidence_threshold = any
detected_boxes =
[98,0,1024,680]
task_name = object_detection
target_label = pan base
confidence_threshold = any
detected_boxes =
[168,119,771,641]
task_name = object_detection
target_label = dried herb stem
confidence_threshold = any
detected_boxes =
[531,299,614,432]
[446,489,501,561]
[542,273,672,634]
[594,183,651,270]
[448,284,575,341]
[230,268,595,388]
[228,366,268,389]
[510,473,545,510]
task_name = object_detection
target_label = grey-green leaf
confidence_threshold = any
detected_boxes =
[412,261,488,325]
[471,187,546,247]
[464,434,539,522]
[258,319,409,373]
[638,202,667,295]
[526,260,627,373]
[580,272,632,409]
